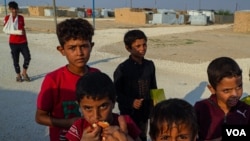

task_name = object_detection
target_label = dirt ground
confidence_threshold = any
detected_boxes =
[3,16,250,64]
[100,25,250,64]
[23,17,167,33]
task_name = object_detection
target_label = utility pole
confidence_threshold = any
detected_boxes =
[52,0,57,27]
[92,0,95,29]
[235,2,238,11]
[4,0,7,16]
[199,0,201,10]
[130,0,132,8]
[154,0,157,9]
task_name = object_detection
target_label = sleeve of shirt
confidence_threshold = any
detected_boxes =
[18,15,25,30]
[3,15,8,26]
[113,65,134,110]
[150,61,157,89]
[66,119,82,141]
[37,75,57,111]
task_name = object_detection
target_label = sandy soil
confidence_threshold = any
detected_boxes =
[21,17,250,64]
[1,16,250,141]
[100,24,250,64]
[21,17,250,63]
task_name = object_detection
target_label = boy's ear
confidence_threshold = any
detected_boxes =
[125,45,131,52]
[89,42,94,52]
[57,46,65,56]
[207,84,216,94]
[91,42,94,47]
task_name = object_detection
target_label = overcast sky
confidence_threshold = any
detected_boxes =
[2,0,250,12]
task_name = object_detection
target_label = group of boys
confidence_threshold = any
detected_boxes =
[35,17,155,141]
[4,1,250,141]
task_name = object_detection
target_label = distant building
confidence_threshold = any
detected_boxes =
[115,8,156,25]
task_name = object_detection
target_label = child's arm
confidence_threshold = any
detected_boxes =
[35,109,80,128]
[150,61,157,89]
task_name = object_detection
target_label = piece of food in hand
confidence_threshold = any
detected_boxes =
[92,123,97,128]
[97,121,110,128]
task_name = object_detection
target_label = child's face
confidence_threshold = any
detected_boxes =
[9,7,18,16]
[155,122,194,141]
[57,39,93,74]
[209,76,243,109]
[79,96,114,124]
[126,39,147,59]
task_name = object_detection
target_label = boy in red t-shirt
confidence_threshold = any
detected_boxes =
[3,1,31,82]
[35,18,100,141]
[66,72,141,141]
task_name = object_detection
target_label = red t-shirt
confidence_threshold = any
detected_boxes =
[4,15,27,43]
[37,65,100,141]
[66,113,141,141]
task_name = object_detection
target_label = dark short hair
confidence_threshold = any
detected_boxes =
[149,98,198,141]
[76,72,116,103]
[123,29,147,49]
[56,18,94,46]
[207,56,242,89]
[8,1,18,9]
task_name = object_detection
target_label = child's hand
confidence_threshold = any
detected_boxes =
[117,116,128,133]
[104,129,127,141]
[80,123,102,141]
[133,98,144,109]
[101,116,132,141]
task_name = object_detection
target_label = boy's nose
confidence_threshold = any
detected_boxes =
[231,89,238,96]
[92,109,101,121]
[77,47,84,55]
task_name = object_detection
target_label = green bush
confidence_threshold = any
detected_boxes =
[216,10,233,15]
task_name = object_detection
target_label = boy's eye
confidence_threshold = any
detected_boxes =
[83,106,92,111]
[223,89,230,93]
[177,134,188,140]
[159,134,189,141]
[134,44,146,49]
[235,86,242,90]
[100,103,109,110]
[222,85,242,93]
[81,44,90,48]
[160,135,169,140]
[69,46,76,50]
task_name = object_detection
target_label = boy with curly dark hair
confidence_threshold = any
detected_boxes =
[35,18,100,141]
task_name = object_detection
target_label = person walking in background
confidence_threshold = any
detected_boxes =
[3,1,31,82]
[35,18,100,141]
[194,57,250,141]
[149,98,198,141]
[113,29,157,141]
[66,72,142,141]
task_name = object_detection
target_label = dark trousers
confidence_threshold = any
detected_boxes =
[131,115,149,141]
[9,42,31,74]
[135,120,148,141]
